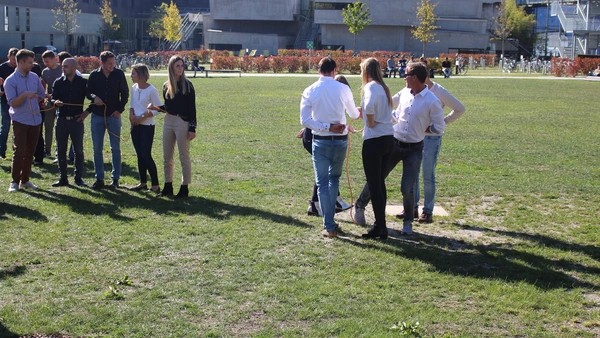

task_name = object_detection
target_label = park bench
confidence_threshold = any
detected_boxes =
[204,69,242,78]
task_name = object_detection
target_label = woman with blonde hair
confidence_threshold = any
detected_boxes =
[359,57,394,239]
[149,55,197,198]
[129,63,163,193]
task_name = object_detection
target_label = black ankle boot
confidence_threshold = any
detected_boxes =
[159,182,173,197]
[175,184,188,198]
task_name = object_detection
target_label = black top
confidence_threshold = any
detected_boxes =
[86,67,129,116]
[161,79,197,132]
[0,61,16,105]
[442,60,451,68]
[52,75,91,117]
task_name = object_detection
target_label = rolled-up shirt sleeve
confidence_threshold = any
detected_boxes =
[341,86,360,119]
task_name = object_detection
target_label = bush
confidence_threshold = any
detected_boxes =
[551,57,570,77]
[254,56,270,73]
[212,56,237,70]
[239,56,254,72]
[299,56,310,73]
[76,56,101,73]
[285,56,300,73]
[347,58,362,74]
[270,56,285,73]
[574,57,598,76]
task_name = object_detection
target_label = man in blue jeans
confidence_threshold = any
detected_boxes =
[86,51,129,189]
[0,48,18,159]
[354,62,445,235]
[300,57,361,238]
[410,60,465,223]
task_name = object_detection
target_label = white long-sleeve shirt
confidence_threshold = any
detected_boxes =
[428,82,466,125]
[300,76,360,136]
[130,83,162,126]
[393,86,445,143]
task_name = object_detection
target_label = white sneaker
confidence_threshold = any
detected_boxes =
[354,205,366,225]
[307,201,323,217]
[401,222,413,235]
[19,181,39,190]
[8,182,19,192]
[335,196,352,212]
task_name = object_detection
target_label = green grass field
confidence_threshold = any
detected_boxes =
[1,74,600,337]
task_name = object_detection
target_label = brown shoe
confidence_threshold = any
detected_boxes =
[321,229,337,238]
[395,209,419,220]
[417,213,433,223]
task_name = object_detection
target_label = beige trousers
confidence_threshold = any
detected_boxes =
[163,114,191,185]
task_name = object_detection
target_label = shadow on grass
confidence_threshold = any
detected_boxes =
[20,189,311,228]
[0,202,48,222]
[338,226,600,290]
[0,323,18,338]
[0,265,26,281]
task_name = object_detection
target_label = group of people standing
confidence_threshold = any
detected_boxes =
[301,56,464,238]
[0,48,196,198]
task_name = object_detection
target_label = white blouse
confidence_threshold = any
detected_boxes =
[130,83,162,126]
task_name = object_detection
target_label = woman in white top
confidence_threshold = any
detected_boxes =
[360,57,395,240]
[129,63,163,193]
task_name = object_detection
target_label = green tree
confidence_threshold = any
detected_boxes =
[163,0,183,44]
[99,0,122,41]
[341,2,372,52]
[51,0,81,52]
[494,0,536,58]
[148,3,168,50]
[412,0,439,58]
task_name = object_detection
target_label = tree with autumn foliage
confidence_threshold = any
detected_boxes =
[99,0,122,41]
[412,0,439,58]
[163,1,183,44]
[51,0,81,52]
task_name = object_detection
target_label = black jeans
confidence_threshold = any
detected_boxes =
[356,138,424,223]
[56,117,84,180]
[362,135,394,228]
[131,124,159,186]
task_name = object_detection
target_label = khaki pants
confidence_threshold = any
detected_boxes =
[44,106,56,153]
[163,114,191,185]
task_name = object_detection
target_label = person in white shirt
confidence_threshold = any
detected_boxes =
[401,60,465,223]
[359,58,395,240]
[354,62,445,235]
[300,57,361,238]
[128,63,163,193]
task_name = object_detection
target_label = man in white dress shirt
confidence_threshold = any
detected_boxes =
[300,57,361,238]
[354,62,445,235]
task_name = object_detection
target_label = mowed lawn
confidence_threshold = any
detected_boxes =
[1,73,600,337]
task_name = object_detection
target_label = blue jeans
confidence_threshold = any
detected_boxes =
[443,68,451,78]
[0,101,10,157]
[356,139,423,224]
[91,114,121,181]
[312,137,347,231]
[414,135,442,215]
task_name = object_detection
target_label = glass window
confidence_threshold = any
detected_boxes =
[15,7,19,31]
[26,8,29,32]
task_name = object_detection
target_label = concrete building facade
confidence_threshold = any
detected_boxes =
[203,0,498,57]
[0,0,209,56]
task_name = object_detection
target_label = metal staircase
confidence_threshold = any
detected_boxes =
[160,12,203,51]
[553,0,600,57]
[294,15,321,50]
